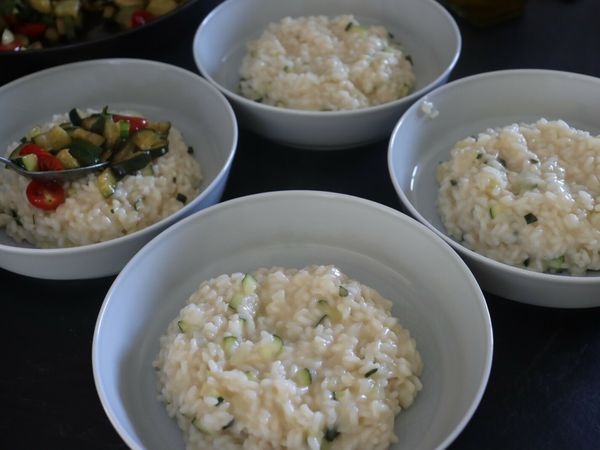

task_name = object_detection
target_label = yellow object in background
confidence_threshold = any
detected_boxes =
[444,0,528,26]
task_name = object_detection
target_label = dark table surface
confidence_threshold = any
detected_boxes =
[2,0,600,448]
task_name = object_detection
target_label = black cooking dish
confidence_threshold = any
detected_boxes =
[0,0,210,85]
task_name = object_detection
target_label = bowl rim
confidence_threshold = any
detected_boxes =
[388,68,600,285]
[0,0,202,56]
[92,189,493,450]
[0,58,238,257]
[193,0,461,117]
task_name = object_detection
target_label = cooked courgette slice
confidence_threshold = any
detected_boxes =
[294,368,312,387]
[242,273,258,295]
[260,334,283,359]
[111,151,152,177]
[223,336,238,356]
[97,168,117,198]
[13,154,39,171]
[70,127,105,147]
[69,138,103,165]
[33,126,71,150]
[132,128,168,151]
[56,148,80,169]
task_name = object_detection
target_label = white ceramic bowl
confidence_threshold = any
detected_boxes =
[0,59,237,280]
[388,69,600,308]
[93,190,492,450]
[193,0,460,149]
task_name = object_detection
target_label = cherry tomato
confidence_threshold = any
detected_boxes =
[130,10,153,28]
[112,114,148,132]
[26,180,66,210]
[14,22,48,38]
[20,144,64,171]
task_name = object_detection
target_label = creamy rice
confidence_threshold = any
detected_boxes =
[154,265,422,450]
[437,119,600,274]
[239,15,415,111]
[0,113,202,248]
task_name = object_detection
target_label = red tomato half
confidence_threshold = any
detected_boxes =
[112,114,148,132]
[20,144,64,171]
[130,10,153,28]
[26,180,66,210]
[14,22,48,38]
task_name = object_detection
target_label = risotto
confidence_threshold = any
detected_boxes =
[0,110,202,248]
[154,265,422,450]
[437,119,600,274]
[239,15,415,111]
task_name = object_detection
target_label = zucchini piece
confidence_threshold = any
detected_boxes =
[54,0,80,17]
[63,15,76,41]
[117,120,130,139]
[260,334,283,359]
[69,138,103,165]
[245,371,258,382]
[147,0,178,16]
[489,205,502,219]
[147,145,169,159]
[82,114,105,135]
[56,149,80,169]
[29,0,52,13]
[70,127,105,147]
[176,193,187,204]
[131,128,167,151]
[317,300,341,322]
[110,151,151,177]
[222,336,238,356]
[33,126,71,150]
[139,164,154,176]
[229,293,243,311]
[111,139,137,163]
[147,121,171,134]
[103,119,121,149]
[114,5,137,28]
[547,255,565,270]
[69,108,83,126]
[242,273,258,295]
[13,154,39,171]
[330,391,337,401]
[97,168,117,198]
[338,286,349,297]
[294,368,312,387]
[177,320,189,333]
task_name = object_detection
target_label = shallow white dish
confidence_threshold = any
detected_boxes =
[193,0,460,149]
[93,190,492,450]
[388,69,600,308]
[0,59,237,280]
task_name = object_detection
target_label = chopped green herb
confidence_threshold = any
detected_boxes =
[110,208,115,214]
[529,158,539,164]
[216,396,224,406]
[331,391,337,401]
[476,152,483,159]
[523,258,530,267]
[177,320,186,333]
[187,146,194,154]
[339,286,349,297]
[133,199,143,211]
[547,255,565,270]
[524,213,538,224]
[497,157,507,167]
[172,177,177,183]
[176,193,187,204]
[364,368,378,378]
[450,179,458,186]
[345,22,353,31]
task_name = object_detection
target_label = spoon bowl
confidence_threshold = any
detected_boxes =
[0,156,110,182]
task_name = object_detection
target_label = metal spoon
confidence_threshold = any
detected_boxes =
[0,156,109,182]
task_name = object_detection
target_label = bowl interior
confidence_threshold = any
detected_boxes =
[0,59,236,250]
[388,70,600,285]
[194,0,459,101]
[94,191,491,450]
